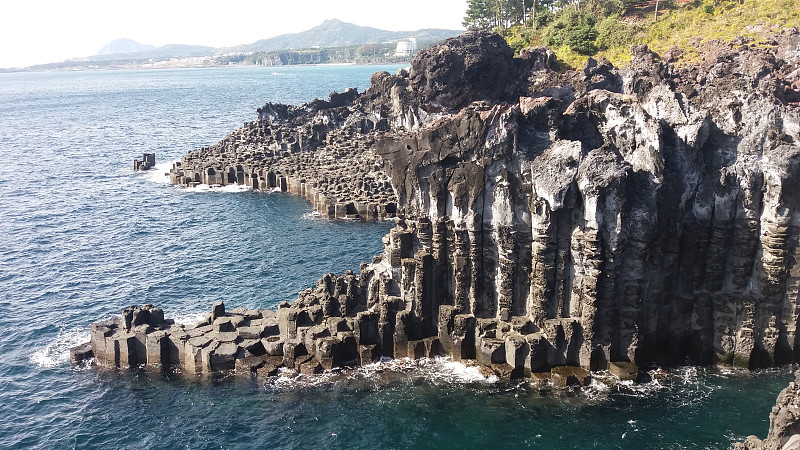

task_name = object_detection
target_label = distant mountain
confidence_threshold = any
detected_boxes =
[84,44,215,62]
[5,19,462,71]
[228,19,462,53]
[96,38,156,55]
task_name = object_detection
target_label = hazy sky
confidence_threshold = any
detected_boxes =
[1,0,467,68]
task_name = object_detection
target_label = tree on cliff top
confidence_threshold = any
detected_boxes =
[464,0,547,31]
[464,0,496,30]
[467,0,799,69]
[463,0,623,32]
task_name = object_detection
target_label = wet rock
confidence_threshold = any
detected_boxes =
[133,153,155,171]
[235,355,266,373]
[116,332,141,368]
[608,361,639,381]
[70,342,93,364]
[551,366,592,388]
[210,343,238,371]
[737,371,800,449]
[145,330,169,367]
[476,337,506,367]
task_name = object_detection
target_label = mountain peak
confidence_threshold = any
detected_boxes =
[97,39,156,56]
[232,19,460,54]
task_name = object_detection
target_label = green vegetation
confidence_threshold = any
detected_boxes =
[215,43,412,66]
[463,0,800,68]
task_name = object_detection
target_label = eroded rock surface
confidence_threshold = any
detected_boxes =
[737,371,800,450]
[83,30,800,380]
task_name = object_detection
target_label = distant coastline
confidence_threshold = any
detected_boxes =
[1,18,460,74]
[0,58,412,74]
[0,52,412,74]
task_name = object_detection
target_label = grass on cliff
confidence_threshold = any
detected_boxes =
[506,0,800,69]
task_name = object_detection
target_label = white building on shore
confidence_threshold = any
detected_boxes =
[394,38,418,57]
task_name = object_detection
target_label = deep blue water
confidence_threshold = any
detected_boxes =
[0,66,791,449]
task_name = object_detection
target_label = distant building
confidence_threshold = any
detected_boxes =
[394,38,418,57]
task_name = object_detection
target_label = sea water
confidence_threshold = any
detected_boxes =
[0,66,791,448]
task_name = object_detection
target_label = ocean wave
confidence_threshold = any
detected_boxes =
[181,183,252,193]
[265,356,496,391]
[169,310,207,327]
[302,211,323,220]
[141,160,174,185]
[30,326,90,368]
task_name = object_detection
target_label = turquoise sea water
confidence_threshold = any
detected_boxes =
[0,65,792,448]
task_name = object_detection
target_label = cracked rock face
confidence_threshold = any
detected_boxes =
[85,30,800,381]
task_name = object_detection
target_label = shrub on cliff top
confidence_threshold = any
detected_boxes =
[544,4,600,55]
[497,0,800,68]
[595,15,639,51]
[566,22,599,54]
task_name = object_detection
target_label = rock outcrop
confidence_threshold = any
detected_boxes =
[169,88,398,220]
[81,30,800,381]
[737,371,800,450]
[133,153,155,171]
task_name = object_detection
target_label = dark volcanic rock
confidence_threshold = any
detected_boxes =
[405,32,520,110]
[83,32,800,390]
[737,371,800,449]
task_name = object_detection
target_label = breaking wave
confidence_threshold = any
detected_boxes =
[141,160,174,184]
[30,326,90,368]
[170,310,208,327]
[303,211,324,220]
[181,183,252,193]
[265,356,497,392]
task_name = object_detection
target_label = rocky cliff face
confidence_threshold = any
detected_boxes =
[365,32,800,373]
[112,30,800,380]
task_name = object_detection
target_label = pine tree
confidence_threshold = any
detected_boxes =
[463,0,496,30]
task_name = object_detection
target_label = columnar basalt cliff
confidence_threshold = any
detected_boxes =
[169,88,398,219]
[80,31,800,384]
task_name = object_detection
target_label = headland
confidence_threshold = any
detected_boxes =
[74,28,800,443]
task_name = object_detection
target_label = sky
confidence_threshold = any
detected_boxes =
[0,0,467,68]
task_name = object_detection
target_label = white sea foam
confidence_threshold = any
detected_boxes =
[170,311,208,327]
[677,365,699,384]
[580,371,620,402]
[142,160,174,184]
[303,211,323,220]
[30,326,90,368]
[139,158,254,193]
[359,356,494,384]
[265,356,496,391]
[183,183,252,193]
[575,368,677,404]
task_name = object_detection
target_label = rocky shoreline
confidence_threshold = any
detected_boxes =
[76,29,800,424]
[737,370,800,449]
[168,87,398,220]
[71,301,640,387]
